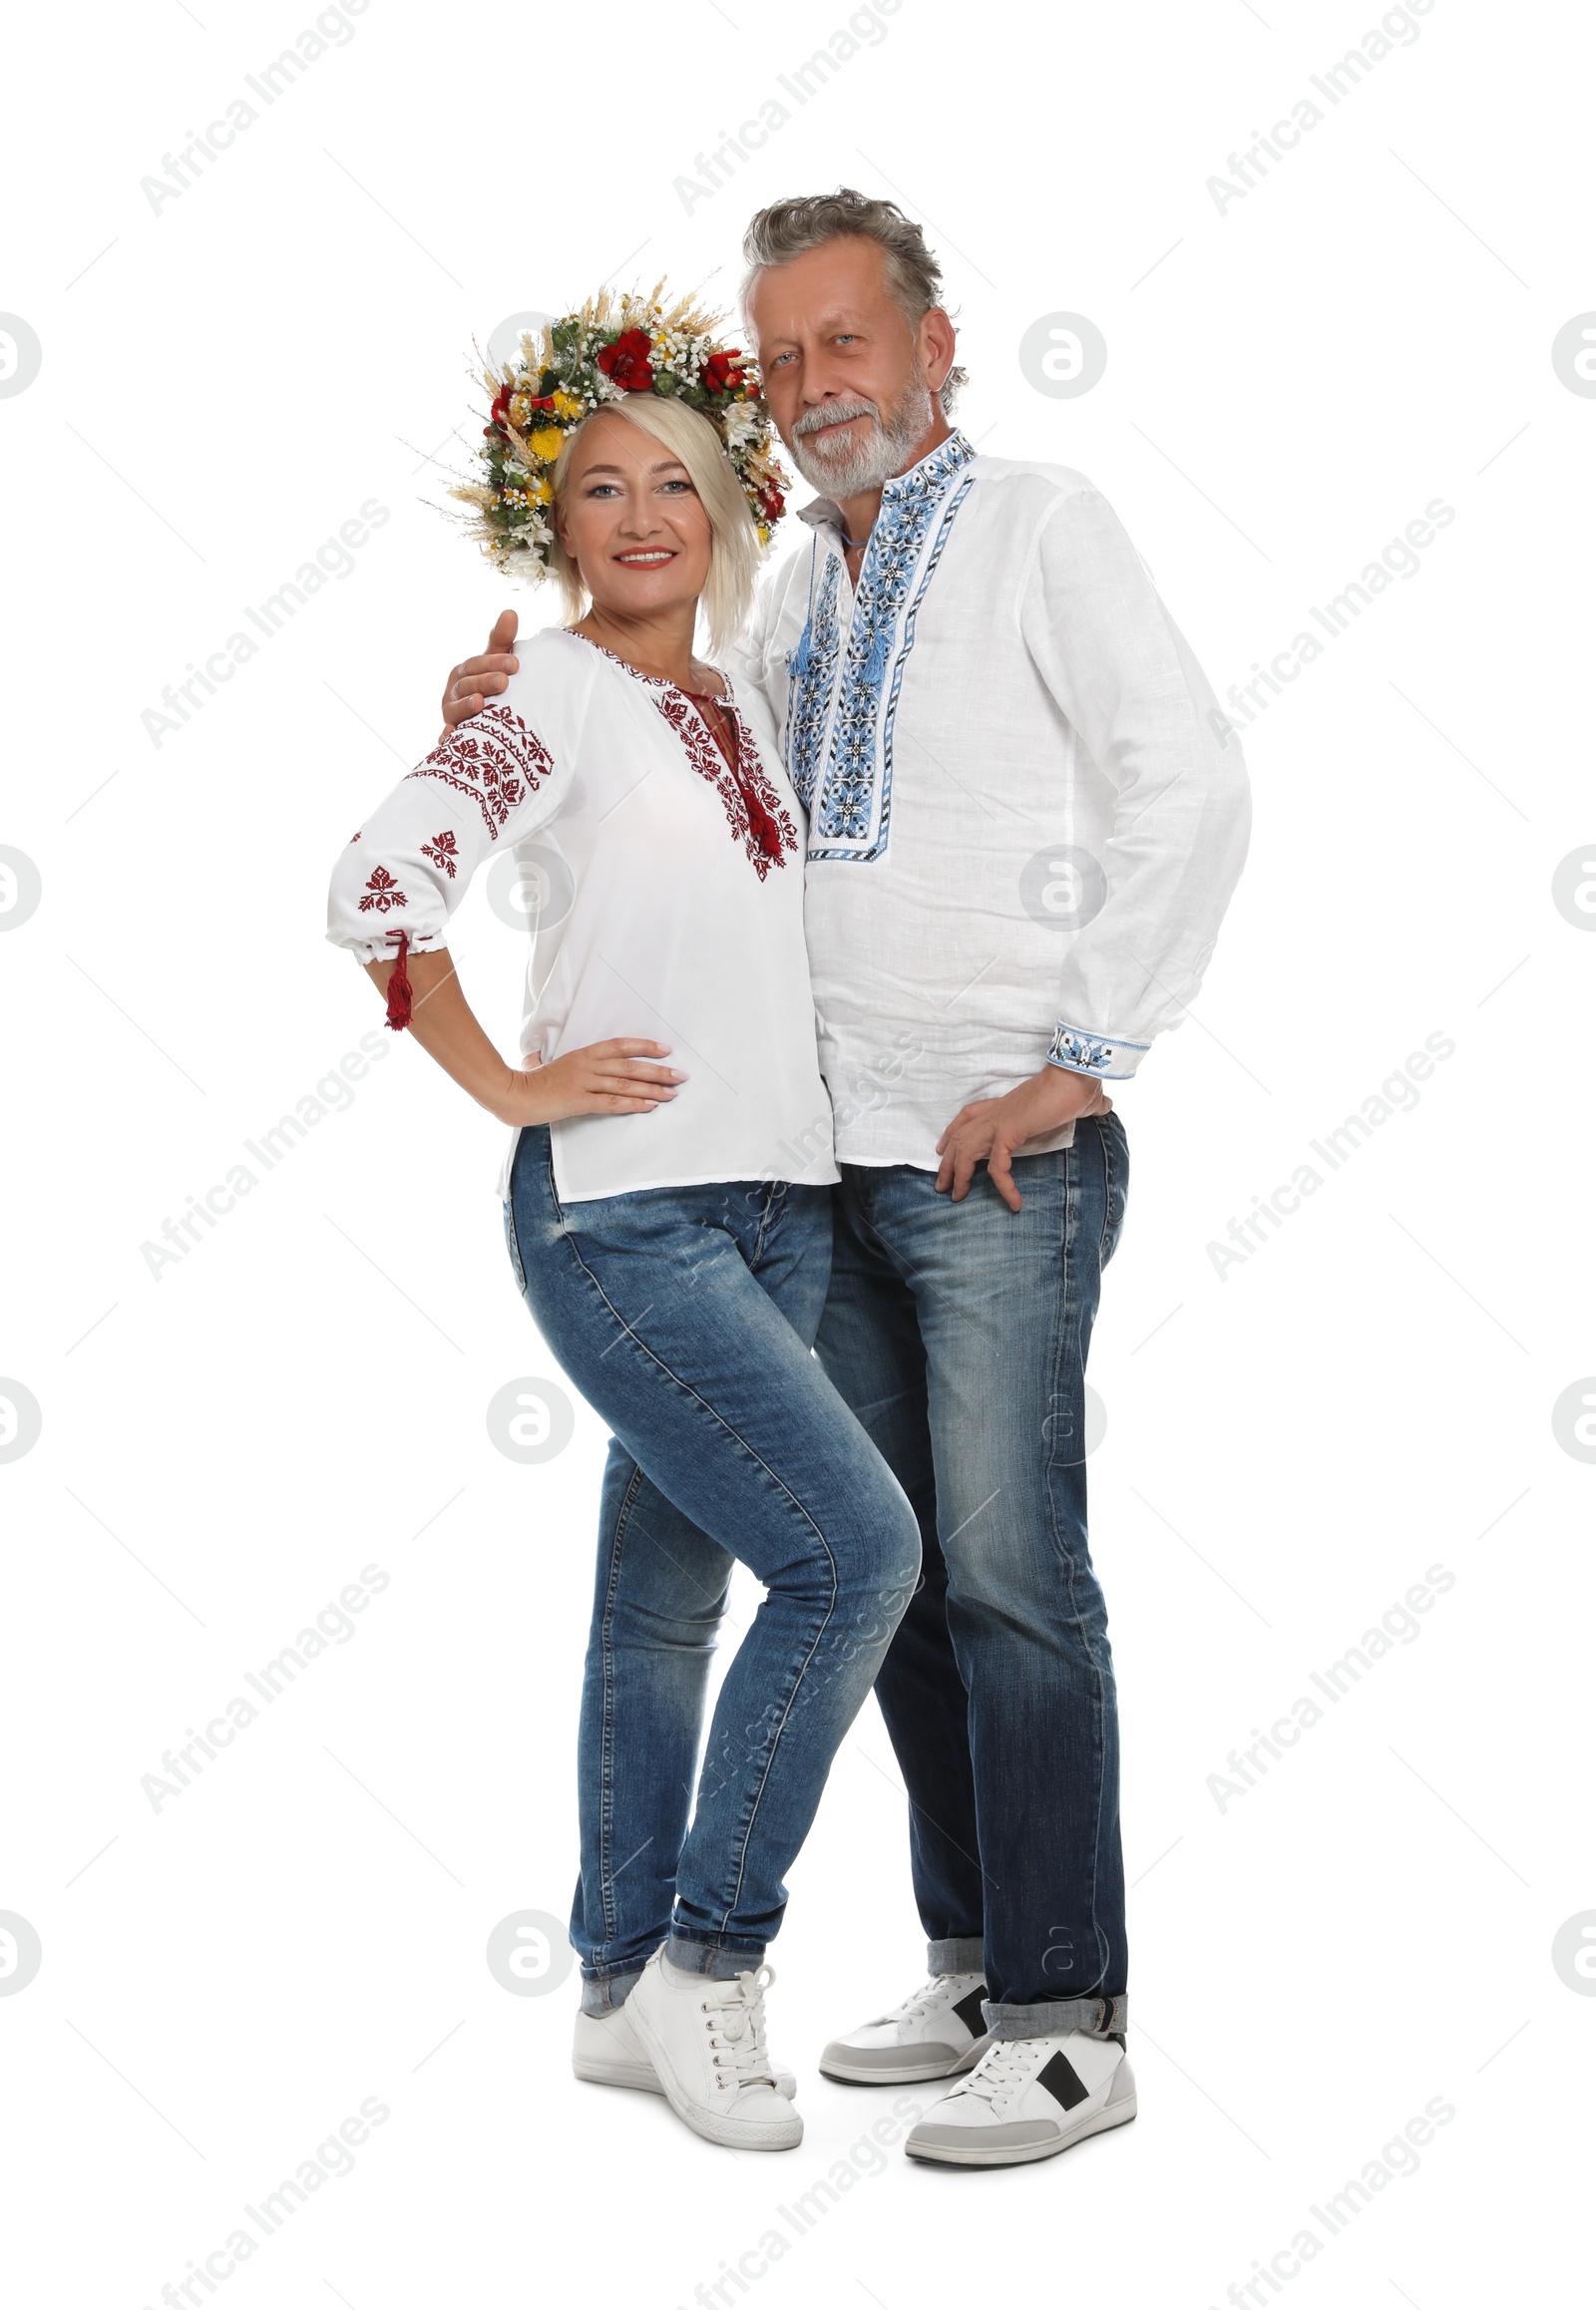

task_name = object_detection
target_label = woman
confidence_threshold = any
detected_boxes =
[326,291,921,2153]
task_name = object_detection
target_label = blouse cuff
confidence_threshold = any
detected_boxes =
[331,924,449,969]
[1045,1021,1149,1080]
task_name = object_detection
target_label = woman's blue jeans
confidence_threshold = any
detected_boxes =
[505,1125,921,2008]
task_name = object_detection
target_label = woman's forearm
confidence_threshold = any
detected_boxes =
[362,948,520,1120]
[359,949,683,1126]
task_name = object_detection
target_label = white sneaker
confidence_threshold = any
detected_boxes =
[572,1998,797,2099]
[819,1971,991,2085]
[623,1947,803,2151]
[904,2031,1136,2166]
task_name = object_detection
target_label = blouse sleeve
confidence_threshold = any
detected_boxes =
[326,692,573,969]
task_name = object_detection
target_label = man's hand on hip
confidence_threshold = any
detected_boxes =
[438,608,520,741]
[935,1065,1113,1211]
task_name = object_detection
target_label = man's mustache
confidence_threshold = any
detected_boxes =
[793,398,881,441]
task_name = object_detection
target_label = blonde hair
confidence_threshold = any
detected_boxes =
[548,395,759,655]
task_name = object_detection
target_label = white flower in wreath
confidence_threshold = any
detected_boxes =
[722,400,763,450]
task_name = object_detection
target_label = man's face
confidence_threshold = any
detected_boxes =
[747,235,943,498]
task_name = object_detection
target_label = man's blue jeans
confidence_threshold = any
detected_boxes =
[505,1126,921,2009]
[813,1113,1131,2040]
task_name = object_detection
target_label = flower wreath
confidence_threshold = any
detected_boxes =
[452,284,789,578]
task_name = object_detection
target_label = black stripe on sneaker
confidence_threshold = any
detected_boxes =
[1035,2051,1089,2112]
[951,1985,989,2039]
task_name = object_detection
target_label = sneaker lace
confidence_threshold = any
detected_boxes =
[945,2040,1033,2112]
[872,1974,958,2029]
[701,1964,777,2093]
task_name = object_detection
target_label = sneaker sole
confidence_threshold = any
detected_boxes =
[904,2091,1137,2167]
[574,2053,798,2102]
[573,2053,666,2096]
[818,2035,991,2087]
[624,2003,804,2152]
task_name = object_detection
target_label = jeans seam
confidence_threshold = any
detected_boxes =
[597,1457,648,1951]
[751,1181,786,1265]
[541,1128,567,1224]
[716,1565,840,1941]
[545,1201,848,1945]
[1047,1142,1111,2001]
[504,1192,529,1300]
[1099,1113,1128,1266]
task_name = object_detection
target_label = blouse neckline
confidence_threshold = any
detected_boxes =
[564,625,733,707]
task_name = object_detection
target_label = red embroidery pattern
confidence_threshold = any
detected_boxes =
[358,865,407,913]
[650,687,797,879]
[408,702,552,840]
[567,631,795,877]
[421,829,460,878]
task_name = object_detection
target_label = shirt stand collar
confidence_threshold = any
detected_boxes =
[795,428,978,540]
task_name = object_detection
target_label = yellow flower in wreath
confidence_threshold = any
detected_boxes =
[527,426,565,464]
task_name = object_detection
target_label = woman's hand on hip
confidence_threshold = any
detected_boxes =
[496,1039,686,1126]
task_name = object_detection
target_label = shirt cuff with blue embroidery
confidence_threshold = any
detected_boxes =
[1045,1022,1149,1080]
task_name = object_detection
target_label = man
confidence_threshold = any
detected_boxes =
[433,190,1250,2167]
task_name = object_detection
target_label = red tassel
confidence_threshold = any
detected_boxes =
[385,931,413,1030]
[743,786,784,861]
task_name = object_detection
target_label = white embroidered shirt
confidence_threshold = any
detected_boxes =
[728,430,1252,1168]
[326,627,838,1202]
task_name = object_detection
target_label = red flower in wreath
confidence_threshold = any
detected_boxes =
[701,348,746,395]
[597,327,655,392]
[758,479,786,522]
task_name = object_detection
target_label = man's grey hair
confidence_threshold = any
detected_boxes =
[740,188,968,413]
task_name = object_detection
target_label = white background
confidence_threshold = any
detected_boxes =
[2,0,1591,2302]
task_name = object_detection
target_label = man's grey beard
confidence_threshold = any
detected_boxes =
[790,368,936,498]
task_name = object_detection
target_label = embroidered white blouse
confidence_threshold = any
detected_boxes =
[727,431,1252,1169]
[326,627,837,1202]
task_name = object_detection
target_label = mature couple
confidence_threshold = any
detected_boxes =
[327,189,1249,2166]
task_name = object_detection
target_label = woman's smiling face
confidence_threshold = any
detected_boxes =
[555,408,714,623]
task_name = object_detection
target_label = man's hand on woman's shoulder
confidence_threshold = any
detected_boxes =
[439,607,520,739]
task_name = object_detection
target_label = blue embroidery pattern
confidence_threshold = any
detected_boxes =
[816,471,975,861]
[1045,1023,1149,1078]
[783,552,840,811]
[808,432,978,863]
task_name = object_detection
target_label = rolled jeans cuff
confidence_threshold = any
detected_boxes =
[580,1964,646,2017]
[927,1937,986,1976]
[666,1929,767,1979]
[985,1994,1128,2041]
